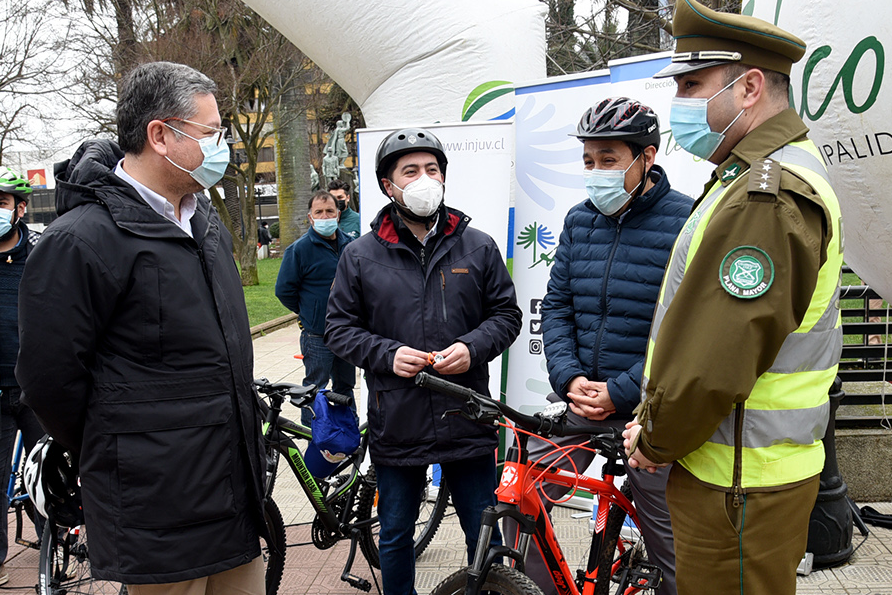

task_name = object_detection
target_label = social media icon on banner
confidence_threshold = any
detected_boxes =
[530,320,542,335]
[529,339,543,355]
[530,299,542,315]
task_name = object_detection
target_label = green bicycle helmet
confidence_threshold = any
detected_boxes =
[0,167,32,203]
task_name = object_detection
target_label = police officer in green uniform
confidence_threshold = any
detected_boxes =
[622,1,843,594]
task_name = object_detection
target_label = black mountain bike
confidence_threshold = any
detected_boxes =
[254,379,450,594]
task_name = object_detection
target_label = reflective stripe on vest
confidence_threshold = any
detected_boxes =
[642,139,843,489]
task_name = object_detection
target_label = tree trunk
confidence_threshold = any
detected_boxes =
[275,81,311,249]
[238,174,259,286]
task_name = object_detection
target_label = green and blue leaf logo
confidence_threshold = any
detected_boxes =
[461,81,515,122]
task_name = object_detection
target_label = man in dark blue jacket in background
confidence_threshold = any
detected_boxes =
[507,98,693,595]
[325,128,522,595]
[276,190,354,426]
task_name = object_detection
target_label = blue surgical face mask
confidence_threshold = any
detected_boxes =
[312,217,339,237]
[669,72,747,160]
[583,153,641,216]
[164,123,230,188]
[0,208,14,238]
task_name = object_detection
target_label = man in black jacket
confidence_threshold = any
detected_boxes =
[16,62,266,594]
[325,128,522,595]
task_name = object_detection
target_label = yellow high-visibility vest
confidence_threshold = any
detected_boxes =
[642,140,843,489]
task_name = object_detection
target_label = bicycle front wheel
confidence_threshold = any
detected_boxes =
[431,564,545,595]
[356,464,450,568]
[262,498,287,595]
[38,521,124,595]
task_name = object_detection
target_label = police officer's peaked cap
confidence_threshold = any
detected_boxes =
[654,0,806,79]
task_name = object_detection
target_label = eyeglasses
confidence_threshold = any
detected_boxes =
[162,117,228,146]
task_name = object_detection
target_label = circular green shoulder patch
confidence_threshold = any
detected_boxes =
[720,246,774,299]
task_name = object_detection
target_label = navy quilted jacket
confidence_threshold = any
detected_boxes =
[542,165,693,418]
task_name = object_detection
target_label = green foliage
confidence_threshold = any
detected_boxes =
[242,257,290,327]
[269,221,280,239]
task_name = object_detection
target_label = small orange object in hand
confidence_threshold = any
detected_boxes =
[427,352,444,365]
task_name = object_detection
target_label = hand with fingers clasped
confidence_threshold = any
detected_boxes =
[622,417,669,474]
[566,377,616,421]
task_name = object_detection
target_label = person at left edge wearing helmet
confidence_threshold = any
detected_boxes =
[16,62,266,594]
[0,167,43,587]
[325,128,522,595]
[503,98,693,595]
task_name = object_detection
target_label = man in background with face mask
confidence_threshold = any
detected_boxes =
[503,98,692,595]
[17,62,267,594]
[624,1,843,593]
[325,127,522,595]
[0,167,44,586]
[328,179,361,239]
[276,190,354,427]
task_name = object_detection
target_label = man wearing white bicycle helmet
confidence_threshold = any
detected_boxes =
[504,98,693,595]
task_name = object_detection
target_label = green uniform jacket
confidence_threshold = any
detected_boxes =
[635,109,835,471]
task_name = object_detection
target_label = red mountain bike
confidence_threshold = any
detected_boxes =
[416,372,661,595]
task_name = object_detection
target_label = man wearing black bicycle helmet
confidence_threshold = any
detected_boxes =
[327,127,522,595]
[505,98,693,595]
[0,166,43,586]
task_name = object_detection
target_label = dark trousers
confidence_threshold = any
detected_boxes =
[299,332,355,427]
[375,453,502,595]
[0,386,45,562]
[667,464,818,595]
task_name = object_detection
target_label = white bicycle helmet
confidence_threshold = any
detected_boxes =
[23,435,83,527]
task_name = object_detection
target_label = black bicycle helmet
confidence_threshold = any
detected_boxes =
[24,435,84,528]
[574,97,661,151]
[0,167,32,203]
[374,128,448,195]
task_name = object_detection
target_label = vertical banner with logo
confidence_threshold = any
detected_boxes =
[506,54,714,413]
[748,0,892,299]
[356,121,515,408]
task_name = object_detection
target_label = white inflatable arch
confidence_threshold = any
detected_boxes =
[242,1,547,127]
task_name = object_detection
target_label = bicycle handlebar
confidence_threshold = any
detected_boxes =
[414,372,621,448]
[253,378,354,408]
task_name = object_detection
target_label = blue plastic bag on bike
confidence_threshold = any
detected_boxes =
[305,390,360,478]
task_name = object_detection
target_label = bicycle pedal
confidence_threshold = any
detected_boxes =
[14,537,39,550]
[624,562,662,590]
[342,574,372,592]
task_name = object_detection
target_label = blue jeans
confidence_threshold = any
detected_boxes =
[299,332,355,427]
[0,386,45,562]
[376,453,502,595]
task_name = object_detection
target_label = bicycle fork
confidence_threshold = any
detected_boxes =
[465,504,535,595]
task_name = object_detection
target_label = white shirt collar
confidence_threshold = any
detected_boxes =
[115,160,196,238]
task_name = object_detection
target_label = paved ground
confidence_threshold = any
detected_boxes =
[3,322,892,594]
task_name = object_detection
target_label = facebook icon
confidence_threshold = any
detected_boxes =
[530,299,542,315]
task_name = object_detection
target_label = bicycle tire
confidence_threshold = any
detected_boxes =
[38,520,125,595]
[356,464,450,568]
[262,498,287,595]
[594,480,647,595]
[431,563,545,595]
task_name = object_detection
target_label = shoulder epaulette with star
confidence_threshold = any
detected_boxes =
[747,158,781,197]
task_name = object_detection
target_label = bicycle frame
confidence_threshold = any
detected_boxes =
[263,416,374,534]
[7,431,39,550]
[494,432,639,595]
[257,382,378,591]
[413,372,659,595]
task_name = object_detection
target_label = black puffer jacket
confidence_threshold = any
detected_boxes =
[325,204,522,466]
[16,140,265,584]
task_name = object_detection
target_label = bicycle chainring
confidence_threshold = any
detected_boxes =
[311,474,351,549]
